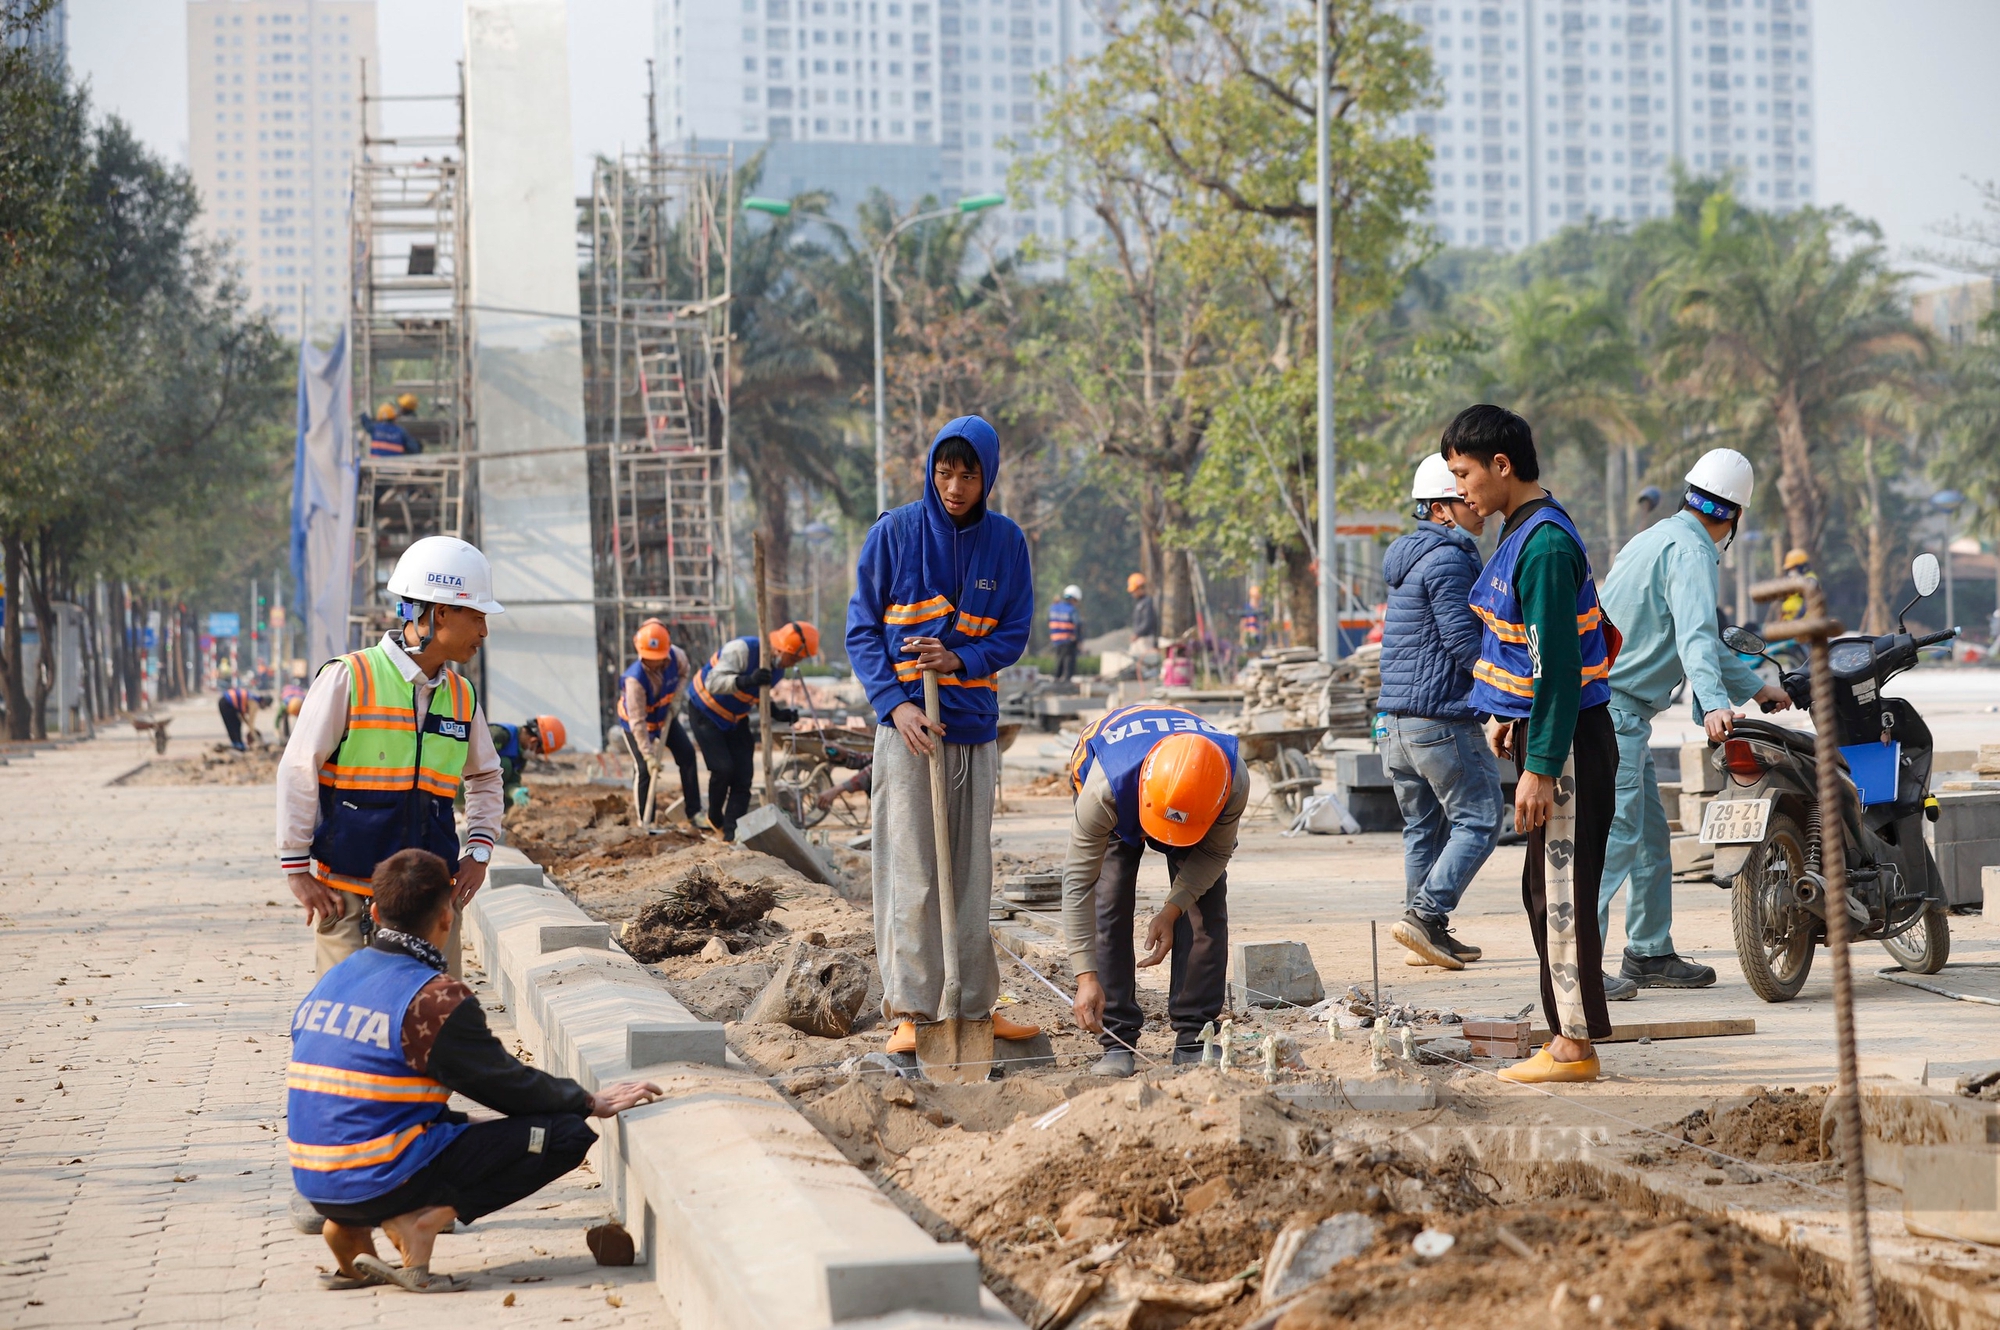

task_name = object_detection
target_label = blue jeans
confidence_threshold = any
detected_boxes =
[1380,715,1502,925]
[1598,701,1676,958]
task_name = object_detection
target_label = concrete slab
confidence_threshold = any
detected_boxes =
[1902,1146,2000,1246]
[630,1021,729,1069]
[540,922,612,953]
[487,863,548,889]
[1230,940,1325,1009]
[821,1246,983,1321]
[735,803,837,884]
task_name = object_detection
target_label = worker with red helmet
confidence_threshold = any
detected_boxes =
[490,714,567,804]
[688,620,818,841]
[1062,704,1248,1076]
[617,619,703,829]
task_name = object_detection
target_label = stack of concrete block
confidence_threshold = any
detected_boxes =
[1234,647,1373,737]
[1679,740,1723,832]
[1933,790,2000,909]
[464,880,1017,1328]
[1333,750,1401,832]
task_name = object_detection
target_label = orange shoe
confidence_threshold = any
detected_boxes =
[1497,1043,1600,1084]
[990,1011,1041,1041]
[885,1020,916,1055]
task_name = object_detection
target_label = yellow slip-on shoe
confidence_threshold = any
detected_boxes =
[885,1020,917,1055]
[1497,1043,1600,1084]
[990,1011,1041,1041]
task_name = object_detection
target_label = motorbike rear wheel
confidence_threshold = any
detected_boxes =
[1881,905,1951,974]
[1732,812,1818,1002]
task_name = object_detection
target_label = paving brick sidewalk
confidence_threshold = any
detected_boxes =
[0,699,662,1327]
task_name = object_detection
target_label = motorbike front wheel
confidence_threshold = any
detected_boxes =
[1881,905,1951,974]
[1731,812,1818,1002]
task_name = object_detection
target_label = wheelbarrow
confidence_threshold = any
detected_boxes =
[1236,725,1329,820]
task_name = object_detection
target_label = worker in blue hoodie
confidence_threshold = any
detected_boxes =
[846,416,1043,1056]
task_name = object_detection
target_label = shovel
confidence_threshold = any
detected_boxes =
[913,669,995,1084]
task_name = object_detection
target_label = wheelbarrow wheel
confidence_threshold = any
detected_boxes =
[1271,747,1318,820]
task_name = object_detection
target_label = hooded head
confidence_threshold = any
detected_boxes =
[924,416,1000,530]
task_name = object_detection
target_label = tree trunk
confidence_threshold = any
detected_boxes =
[1282,539,1317,653]
[1772,388,1820,563]
[1604,446,1622,565]
[2,533,26,740]
[24,534,59,742]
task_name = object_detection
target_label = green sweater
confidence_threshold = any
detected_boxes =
[1517,521,1585,777]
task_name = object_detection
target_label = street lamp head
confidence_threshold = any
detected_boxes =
[957,192,1006,213]
[743,196,793,217]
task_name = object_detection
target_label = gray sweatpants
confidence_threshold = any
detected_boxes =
[872,728,1000,1022]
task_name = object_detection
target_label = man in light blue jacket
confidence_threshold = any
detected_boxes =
[1598,449,1792,991]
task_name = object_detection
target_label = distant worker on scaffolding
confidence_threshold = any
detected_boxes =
[688,621,817,841]
[367,395,423,458]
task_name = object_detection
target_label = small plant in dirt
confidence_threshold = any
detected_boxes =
[623,864,781,961]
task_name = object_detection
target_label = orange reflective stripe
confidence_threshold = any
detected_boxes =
[1581,659,1610,684]
[1472,604,1530,644]
[937,675,997,690]
[1577,606,1603,632]
[310,861,375,895]
[416,771,461,798]
[1472,660,1536,699]
[954,612,998,637]
[288,1123,430,1172]
[286,1062,451,1103]
[884,596,951,626]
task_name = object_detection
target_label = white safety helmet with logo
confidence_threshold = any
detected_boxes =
[387,536,507,616]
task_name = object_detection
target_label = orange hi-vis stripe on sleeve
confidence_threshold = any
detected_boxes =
[287,1123,431,1172]
[883,596,951,626]
[286,1062,451,1104]
[954,611,999,637]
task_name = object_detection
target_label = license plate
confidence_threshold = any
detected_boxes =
[1700,797,1772,845]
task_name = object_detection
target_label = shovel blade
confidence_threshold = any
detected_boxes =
[913,1017,995,1084]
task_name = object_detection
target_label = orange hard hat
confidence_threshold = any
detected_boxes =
[633,618,672,662]
[769,621,821,659]
[531,715,566,754]
[1138,733,1232,847]
[1127,573,1147,594]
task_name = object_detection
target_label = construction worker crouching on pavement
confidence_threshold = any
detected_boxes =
[492,714,565,806]
[276,535,505,978]
[688,619,816,841]
[1380,454,1502,972]
[1049,584,1083,681]
[846,416,1042,1057]
[220,683,271,751]
[290,848,661,1294]
[1064,706,1247,1075]
[618,619,705,830]
[1596,449,1792,995]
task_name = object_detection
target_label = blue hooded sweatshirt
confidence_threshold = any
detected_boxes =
[845,416,1034,745]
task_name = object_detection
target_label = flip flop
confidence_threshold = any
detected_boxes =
[352,1253,471,1293]
[317,1266,389,1291]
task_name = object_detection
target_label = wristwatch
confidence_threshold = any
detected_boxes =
[466,845,491,864]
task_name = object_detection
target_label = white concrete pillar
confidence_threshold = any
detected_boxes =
[464,0,601,750]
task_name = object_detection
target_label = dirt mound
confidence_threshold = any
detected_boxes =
[503,781,690,874]
[1664,1087,1830,1165]
[120,746,282,785]
[623,864,781,961]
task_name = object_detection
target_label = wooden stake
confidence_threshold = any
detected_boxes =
[754,532,775,807]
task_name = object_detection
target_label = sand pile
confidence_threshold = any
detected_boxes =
[1664,1087,1831,1166]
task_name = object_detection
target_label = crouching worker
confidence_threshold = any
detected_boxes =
[1064,706,1248,1075]
[491,715,566,805]
[289,849,660,1294]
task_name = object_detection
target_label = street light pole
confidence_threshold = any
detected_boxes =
[1932,490,1965,634]
[872,252,889,515]
[1313,0,1338,662]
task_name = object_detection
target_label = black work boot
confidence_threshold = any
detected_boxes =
[1621,949,1717,989]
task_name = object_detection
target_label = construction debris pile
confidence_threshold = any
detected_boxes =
[621,863,782,961]
[119,745,284,786]
[1234,645,1381,737]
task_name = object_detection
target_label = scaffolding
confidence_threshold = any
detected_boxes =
[582,145,735,704]
[347,74,474,644]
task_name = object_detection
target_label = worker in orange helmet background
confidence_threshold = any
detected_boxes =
[688,620,818,841]
[490,714,567,806]
[617,619,704,830]
[1060,704,1248,1077]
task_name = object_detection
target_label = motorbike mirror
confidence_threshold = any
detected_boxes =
[1722,625,1767,656]
[1912,552,1942,599]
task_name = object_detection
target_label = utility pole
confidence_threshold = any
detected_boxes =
[1313,0,1338,662]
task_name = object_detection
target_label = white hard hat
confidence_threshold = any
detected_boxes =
[1685,448,1754,509]
[387,536,506,615]
[1062,584,1083,600]
[1411,453,1460,503]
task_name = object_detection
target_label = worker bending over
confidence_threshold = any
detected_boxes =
[1596,449,1790,993]
[618,619,704,829]
[1064,705,1247,1075]
[688,621,816,841]
[491,715,565,805]
[847,417,1040,1056]
[1048,585,1082,681]
[276,536,504,976]
[220,684,270,751]
[290,849,660,1294]
[1444,404,1618,1085]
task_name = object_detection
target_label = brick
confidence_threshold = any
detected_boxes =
[819,1245,983,1321]
[487,863,547,888]
[1229,940,1325,1009]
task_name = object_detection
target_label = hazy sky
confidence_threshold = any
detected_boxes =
[69,0,2000,289]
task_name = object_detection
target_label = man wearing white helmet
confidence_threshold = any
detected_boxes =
[1380,453,1503,970]
[1049,584,1084,681]
[1597,449,1792,992]
[276,536,509,977]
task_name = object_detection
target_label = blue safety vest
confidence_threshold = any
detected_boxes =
[1048,600,1078,644]
[618,656,681,736]
[690,638,780,729]
[286,947,466,1203]
[1466,498,1615,720]
[221,687,251,713]
[1067,704,1240,848]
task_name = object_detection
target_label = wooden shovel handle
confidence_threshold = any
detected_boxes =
[924,670,961,1020]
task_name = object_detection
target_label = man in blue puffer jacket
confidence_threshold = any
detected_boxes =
[1378,454,1503,971]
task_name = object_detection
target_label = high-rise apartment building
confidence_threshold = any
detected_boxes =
[1390,0,1814,250]
[186,0,379,342]
[5,0,67,62]
[654,0,1102,248]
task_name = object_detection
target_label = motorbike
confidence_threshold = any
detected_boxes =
[1705,553,1959,1003]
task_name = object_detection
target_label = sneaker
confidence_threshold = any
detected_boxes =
[1390,911,1465,971]
[1602,971,1639,1001]
[1439,928,1482,962]
[1621,950,1717,989]
[689,810,712,832]
[1089,1049,1136,1078]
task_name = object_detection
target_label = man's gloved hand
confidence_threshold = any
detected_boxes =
[742,667,773,689]
[770,705,800,724]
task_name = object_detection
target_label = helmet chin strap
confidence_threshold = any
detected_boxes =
[398,600,440,656]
